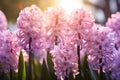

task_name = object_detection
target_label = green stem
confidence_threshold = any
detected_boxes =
[65,77,68,80]
[33,58,36,80]
[77,45,81,79]
[99,45,103,80]
[55,36,57,45]
[10,68,13,80]
[75,33,83,79]
[99,58,103,80]
[29,37,32,80]
[77,45,80,71]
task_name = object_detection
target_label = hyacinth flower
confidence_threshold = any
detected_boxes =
[43,7,69,49]
[106,12,120,50]
[17,5,43,53]
[63,8,95,78]
[0,10,7,30]
[17,5,47,80]
[106,12,120,80]
[50,42,78,80]
[83,25,118,73]
[16,5,48,60]
[67,8,94,45]
[0,30,20,73]
[110,52,120,80]
[106,12,120,33]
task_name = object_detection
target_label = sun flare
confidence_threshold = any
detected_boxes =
[58,0,83,13]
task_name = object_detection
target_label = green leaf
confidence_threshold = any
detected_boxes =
[75,65,84,80]
[81,55,98,80]
[81,55,91,80]
[104,72,111,80]
[0,72,10,80]
[68,71,74,80]
[41,60,52,80]
[0,64,2,69]
[28,52,33,80]
[10,70,18,80]
[33,57,42,80]
[18,51,26,80]
[89,65,98,80]
[10,69,14,80]
[47,52,57,80]
[98,71,111,80]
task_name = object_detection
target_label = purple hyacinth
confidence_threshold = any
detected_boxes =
[106,12,120,49]
[106,12,120,33]
[50,42,78,79]
[84,24,117,71]
[110,52,120,80]
[0,30,20,73]
[0,10,7,30]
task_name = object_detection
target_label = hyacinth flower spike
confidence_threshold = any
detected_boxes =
[0,10,7,30]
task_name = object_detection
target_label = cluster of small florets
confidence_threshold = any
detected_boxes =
[51,42,78,80]
[106,12,120,79]
[84,25,117,71]
[0,10,20,73]
[0,30,20,73]
[0,10,7,30]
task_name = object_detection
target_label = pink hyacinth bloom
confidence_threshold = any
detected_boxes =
[17,5,46,55]
[17,5,47,64]
[67,8,94,45]
[69,8,94,31]
[50,42,78,79]
[0,10,7,30]
[0,30,20,73]
[43,7,70,49]
[84,24,117,71]
[17,5,43,33]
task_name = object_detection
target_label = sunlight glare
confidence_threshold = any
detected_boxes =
[58,0,83,13]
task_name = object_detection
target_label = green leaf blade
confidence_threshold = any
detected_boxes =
[18,51,26,80]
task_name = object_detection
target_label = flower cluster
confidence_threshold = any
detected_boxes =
[0,10,7,30]
[106,12,120,79]
[0,30,20,73]
[106,12,120,33]
[106,12,120,49]
[43,7,66,48]
[50,42,78,80]
[110,52,120,80]
[17,5,46,57]
[83,24,117,71]
[0,11,19,73]
[67,8,94,45]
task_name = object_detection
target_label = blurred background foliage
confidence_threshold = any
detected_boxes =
[0,0,120,24]
[0,0,58,22]
[83,0,120,24]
